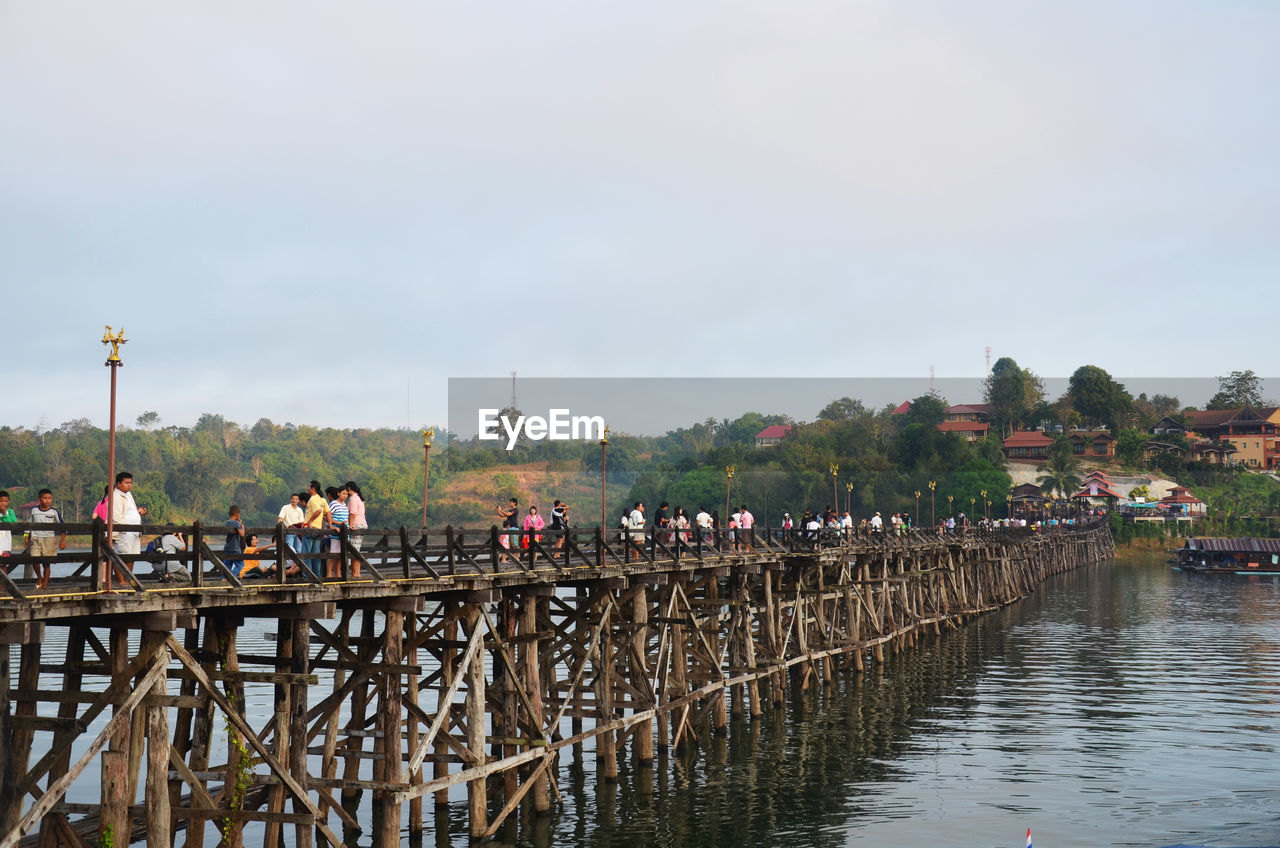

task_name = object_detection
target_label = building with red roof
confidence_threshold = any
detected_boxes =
[754,425,794,448]
[944,404,993,422]
[1071,476,1124,500]
[937,420,990,443]
[1158,486,1206,516]
[1002,430,1052,463]
[1184,406,1280,469]
[1068,430,1116,463]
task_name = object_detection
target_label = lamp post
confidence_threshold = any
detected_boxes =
[600,425,609,531]
[946,494,954,519]
[724,465,735,528]
[420,427,433,529]
[845,481,853,516]
[102,326,126,592]
[980,489,988,522]
[914,490,921,528]
[1007,493,1013,520]
[928,480,937,527]
[829,463,839,512]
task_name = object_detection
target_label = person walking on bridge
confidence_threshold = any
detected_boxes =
[628,502,645,562]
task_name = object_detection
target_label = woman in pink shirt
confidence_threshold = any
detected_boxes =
[344,481,368,550]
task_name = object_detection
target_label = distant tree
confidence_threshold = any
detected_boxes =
[1066,365,1133,431]
[903,393,948,428]
[817,397,866,423]
[1207,370,1265,410]
[135,411,160,431]
[1151,394,1181,418]
[974,432,1007,469]
[59,418,94,436]
[984,358,1045,437]
[1115,429,1148,466]
[947,458,1013,518]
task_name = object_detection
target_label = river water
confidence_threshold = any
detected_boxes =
[29,550,1280,847]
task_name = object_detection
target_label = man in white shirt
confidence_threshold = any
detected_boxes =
[695,506,712,545]
[111,472,147,556]
[840,511,854,540]
[277,493,305,551]
[869,511,883,533]
[628,502,645,561]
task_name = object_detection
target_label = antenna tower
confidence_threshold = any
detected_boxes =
[511,371,518,411]
[985,346,992,377]
[929,365,935,392]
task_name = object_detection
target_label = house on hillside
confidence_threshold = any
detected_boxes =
[937,420,990,443]
[1185,407,1280,469]
[1002,430,1052,463]
[1144,440,1185,461]
[944,404,992,423]
[1188,441,1236,464]
[936,404,993,443]
[1151,416,1188,436]
[1068,430,1116,462]
[754,425,793,448]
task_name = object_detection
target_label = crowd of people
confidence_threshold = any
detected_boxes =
[0,475,1098,587]
[0,472,375,584]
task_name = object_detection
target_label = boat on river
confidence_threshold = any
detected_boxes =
[1171,537,1280,575]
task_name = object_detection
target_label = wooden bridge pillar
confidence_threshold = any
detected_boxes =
[630,582,654,766]
[706,573,728,735]
[341,611,374,804]
[520,593,550,814]
[434,601,458,810]
[265,617,293,848]
[141,627,171,848]
[219,617,246,848]
[0,639,14,836]
[376,602,407,847]
[593,584,618,782]
[290,615,313,848]
[100,627,132,846]
[406,610,425,839]
[463,604,487,840]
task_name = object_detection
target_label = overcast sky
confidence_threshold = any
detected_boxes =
[4,2,1276,433]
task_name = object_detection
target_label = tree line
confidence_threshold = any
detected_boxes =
[0,365,1273,531]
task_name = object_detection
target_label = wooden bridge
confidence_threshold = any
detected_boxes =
[0,520,1114,847]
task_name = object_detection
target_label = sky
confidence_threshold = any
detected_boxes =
[3,2,1277,433]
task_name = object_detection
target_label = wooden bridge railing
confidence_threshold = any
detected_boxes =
[0,517,1108,602]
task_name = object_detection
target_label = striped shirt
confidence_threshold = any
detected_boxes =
[329,500,349,528]
[30,506,63,539]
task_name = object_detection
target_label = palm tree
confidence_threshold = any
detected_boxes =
[1036,449,1083,501]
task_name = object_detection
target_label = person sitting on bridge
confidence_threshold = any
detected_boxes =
[237,534,277,580]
